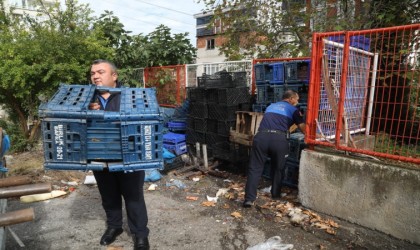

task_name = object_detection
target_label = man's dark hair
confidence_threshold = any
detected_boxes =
[282,89,298,100]
[91,59,118,73]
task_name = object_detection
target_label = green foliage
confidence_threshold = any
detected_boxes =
[0,0,113,150]
[0,118,28,152]
[145,25,196,67]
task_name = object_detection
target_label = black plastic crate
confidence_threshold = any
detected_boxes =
[197,72,233,89]
[205,132,229,145]
[217,120,236,136]
[283,159,300,188]
[187,87,206,103]
[205,89,219,103]
[207,104,238,120]
[217,87,250,105]
[212,141,250,163]
[163,155,185,173]
[288,132,306,161]
[193,118,207,133]
[188,102,208,118]
[231,71,248,87]
[206,119,218,134]
[186,128,206,144]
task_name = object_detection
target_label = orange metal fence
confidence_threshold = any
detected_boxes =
[306,24,420,164]
[144,65,186,108]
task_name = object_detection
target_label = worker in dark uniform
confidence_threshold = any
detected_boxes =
[243,89,305,207]
[89,59,150,250]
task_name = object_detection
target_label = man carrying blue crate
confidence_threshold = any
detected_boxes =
[89,59,150,250]
[243,89,306,208]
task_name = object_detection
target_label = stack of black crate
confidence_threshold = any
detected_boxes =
[186,71,251,159]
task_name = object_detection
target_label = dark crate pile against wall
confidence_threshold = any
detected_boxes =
[186,71,251,151]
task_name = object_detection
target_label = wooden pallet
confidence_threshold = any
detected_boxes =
[229,111,264,146]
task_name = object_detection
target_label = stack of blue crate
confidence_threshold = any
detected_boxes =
[163,132,187,156]
[39,84,164,172]
[253,62,290,112]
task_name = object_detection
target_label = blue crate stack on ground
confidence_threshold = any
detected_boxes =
[163,132,187,156]
[39,84,164,172]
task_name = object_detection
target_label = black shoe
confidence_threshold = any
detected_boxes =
[133,236,150,250]
[100,227,123,245]
[243,200,254,208]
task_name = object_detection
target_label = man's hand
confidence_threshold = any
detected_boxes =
[89,103,101,110]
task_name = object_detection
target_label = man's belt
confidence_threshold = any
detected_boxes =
[259,129,287,135]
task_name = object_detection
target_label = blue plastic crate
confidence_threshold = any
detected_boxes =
[163,132,186,144]
[120,120,163,165]
[284,60,310,84]
[167,121,186,130]
[252,103,267,113]
[42,118,88,164]
[38,84,96,118]
[269,63,285,85]
[39,84,161,121]
[254,64,273,85]
[273,85,285,102]
[328,35,371,51]
[256,84,275,104]
[163,141,187,155]
[86,120,122,160]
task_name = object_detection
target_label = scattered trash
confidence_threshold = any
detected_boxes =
[84,175,96,185]
[223,179,232,183]
[216,188,228,197]
[147,184,158,191]
[206,195,218,202]
[20,190,67,203]
[247,236,293,250]
[231,211,242,218]
[201,201,216,207]
[186,196,199,201]
[288,207,309,225]
[61,180,78,186]
[144,169,162,182]
[192,177,200,182]
[166,179,186,189]
[260,186,271,193]
[42,175,52,180]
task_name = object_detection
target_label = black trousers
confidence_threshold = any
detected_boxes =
[93,169,149,238]
[245,132,289,201]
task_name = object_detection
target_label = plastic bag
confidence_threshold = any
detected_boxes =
[144,169,162,182]
[247,236,294,250]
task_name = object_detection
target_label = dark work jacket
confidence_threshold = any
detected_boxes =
[95,82,121,112]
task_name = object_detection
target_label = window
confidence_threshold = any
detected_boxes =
[207,39,215,50]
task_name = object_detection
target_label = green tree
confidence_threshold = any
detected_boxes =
[0,0,113,149]
[145,24,196,67]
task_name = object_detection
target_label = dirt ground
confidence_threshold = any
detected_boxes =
[3,149,420,250]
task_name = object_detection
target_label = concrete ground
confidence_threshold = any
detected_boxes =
[4,170,420,250]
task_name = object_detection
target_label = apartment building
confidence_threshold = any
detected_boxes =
[2,0,58,20]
